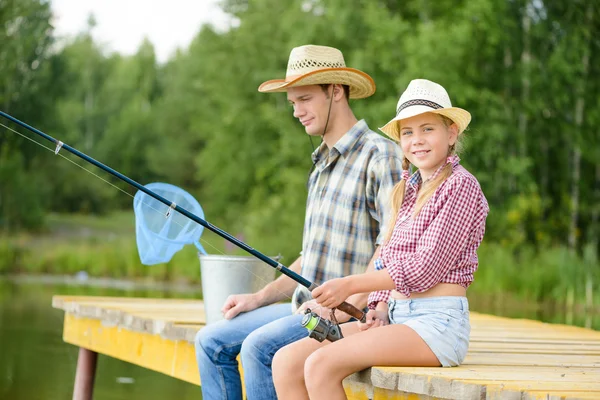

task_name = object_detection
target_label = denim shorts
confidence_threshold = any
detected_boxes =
[388,296,470,367]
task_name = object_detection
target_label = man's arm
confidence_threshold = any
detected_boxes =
[222,255,302,319]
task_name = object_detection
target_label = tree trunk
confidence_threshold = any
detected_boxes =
[503,44,516,193]
[592,162,600,253]
[568,3,593,251]
[518,3,531,160]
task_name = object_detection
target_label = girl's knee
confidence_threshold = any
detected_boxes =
[304,348,331,389]
[272,346,301,384]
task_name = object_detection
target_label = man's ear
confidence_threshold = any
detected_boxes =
[332,84,344,101]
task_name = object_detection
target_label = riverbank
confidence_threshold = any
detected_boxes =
[1,212,598,314]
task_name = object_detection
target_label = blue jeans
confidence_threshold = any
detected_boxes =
[194,303,307,399]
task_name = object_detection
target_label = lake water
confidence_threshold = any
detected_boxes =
[0,280,202,400]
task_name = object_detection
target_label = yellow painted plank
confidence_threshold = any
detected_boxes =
[56,296,600,400]
[63,313,371,400]
[372,388,430,400]
[344,381,431,400]
[520,391,600,400]
[63,313,201,385]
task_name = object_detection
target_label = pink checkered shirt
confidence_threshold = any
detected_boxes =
[367,156,489,309]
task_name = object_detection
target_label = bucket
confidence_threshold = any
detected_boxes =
[199,253,278,325]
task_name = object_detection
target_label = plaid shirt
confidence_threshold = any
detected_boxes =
[368,156,489,309]
[301,119,403,284]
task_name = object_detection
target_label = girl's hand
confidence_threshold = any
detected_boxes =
[358,308,389,331]
[311,277,352,309]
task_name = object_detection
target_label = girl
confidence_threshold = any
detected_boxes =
[272,79,489,400]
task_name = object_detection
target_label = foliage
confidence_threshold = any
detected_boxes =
[0,0,598,303]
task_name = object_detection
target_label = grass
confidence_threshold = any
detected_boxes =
[0,211,248,283]
[1,212,598,312]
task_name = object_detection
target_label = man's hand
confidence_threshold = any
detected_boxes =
[295,299,353,323]
[221,293,262,320]
[295,299,330,318]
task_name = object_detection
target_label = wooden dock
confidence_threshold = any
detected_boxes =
[52,295,600,399]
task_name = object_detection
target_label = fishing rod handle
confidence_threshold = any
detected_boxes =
[307,283,366,323]
[337,301,366,323]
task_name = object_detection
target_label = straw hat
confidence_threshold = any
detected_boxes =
[258,45,376,99]
[380,79,471,139]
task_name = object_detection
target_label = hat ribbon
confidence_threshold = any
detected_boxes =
[396,99,443,116]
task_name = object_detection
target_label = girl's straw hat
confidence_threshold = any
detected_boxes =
[258,45,376,99]
[380,79,471,139]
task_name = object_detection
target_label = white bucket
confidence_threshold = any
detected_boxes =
[199,254,278,325]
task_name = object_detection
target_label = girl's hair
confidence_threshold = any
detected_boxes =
[384,114,462,242]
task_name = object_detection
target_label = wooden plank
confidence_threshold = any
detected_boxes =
[519,391,600,400]
[471,337,600,345]
[371,368,600,400]
[462,352,600,367]
[55,296,600,400]
[53,295,207,339]
[373,365,600,383]
[469,341,600,350]
[62,313,200,385]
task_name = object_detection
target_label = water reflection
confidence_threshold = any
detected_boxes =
[467,291,599,330]
[0,280,202,400]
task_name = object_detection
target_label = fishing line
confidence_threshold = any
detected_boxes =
[0,110,366,322]
[0,120,293,303]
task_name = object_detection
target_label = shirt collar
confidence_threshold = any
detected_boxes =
[311,119,369,163]
[407,155,461,187]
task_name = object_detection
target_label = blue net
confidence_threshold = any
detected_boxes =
[133,182,207,265]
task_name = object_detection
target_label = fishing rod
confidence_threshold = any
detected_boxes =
[0,110,366,331]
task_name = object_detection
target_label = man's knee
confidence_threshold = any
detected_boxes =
[195,323,231,361]
[240,329,266,362]
[242,324,288,366]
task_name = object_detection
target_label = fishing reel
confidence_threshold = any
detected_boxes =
[301,308,343,342]
[291,284,313,313]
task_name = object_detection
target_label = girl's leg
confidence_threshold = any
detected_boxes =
[273,322,362,400]
[304,324,440,400]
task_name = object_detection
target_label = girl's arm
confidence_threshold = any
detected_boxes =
[313,175,487,309]
[383,175,487,297]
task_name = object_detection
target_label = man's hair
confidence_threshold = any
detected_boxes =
[319,84,350,101]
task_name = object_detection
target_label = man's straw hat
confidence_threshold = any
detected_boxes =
[380,79,471,139]
[258,45,375,99]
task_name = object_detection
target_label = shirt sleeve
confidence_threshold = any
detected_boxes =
[367,258,391,309]
[366,154,404,245]
[383,175,484,297]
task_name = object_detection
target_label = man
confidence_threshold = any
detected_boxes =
[195,44,403,399]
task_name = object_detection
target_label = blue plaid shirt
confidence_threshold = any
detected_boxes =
[301,119,403,284]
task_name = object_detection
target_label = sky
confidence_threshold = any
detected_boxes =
[50,0,231,63]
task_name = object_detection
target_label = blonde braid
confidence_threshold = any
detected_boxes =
[384,156,411,242]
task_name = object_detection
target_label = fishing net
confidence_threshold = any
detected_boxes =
[133,182,207,265]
